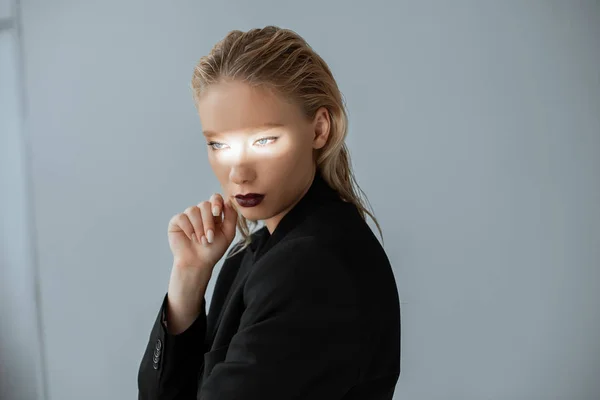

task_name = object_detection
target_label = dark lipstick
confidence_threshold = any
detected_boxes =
[235,193,265,207]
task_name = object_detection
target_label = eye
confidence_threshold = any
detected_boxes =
[255,136,278,146]
[207,141,228,150]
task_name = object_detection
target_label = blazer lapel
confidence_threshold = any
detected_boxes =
[206,170,341,344]
[253,170,340,263]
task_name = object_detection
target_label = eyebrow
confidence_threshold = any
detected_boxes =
[202,122,284,137]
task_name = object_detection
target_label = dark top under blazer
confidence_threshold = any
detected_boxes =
[138,171,401,399]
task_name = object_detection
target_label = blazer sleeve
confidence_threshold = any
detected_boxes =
[138,240,247,399]
[199,237,362,400]
[137,292,208,399]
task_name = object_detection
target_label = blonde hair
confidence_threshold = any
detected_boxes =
[191,26,383,257]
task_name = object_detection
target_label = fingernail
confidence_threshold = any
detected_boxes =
[206,229,214,244]
[212,206,219,217]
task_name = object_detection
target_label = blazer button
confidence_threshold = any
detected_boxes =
[153,339,162,369]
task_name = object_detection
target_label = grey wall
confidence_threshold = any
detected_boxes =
[2,1,599,399]
[0,0,46,399]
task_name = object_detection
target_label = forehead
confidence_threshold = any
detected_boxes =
[197,80,302,136]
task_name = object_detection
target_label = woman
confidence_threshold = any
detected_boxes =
[138,26,401,399]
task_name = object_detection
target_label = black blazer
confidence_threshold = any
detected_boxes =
[138,171,401,399]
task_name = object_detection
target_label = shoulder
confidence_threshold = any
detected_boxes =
[252,236,341,274]
[244,236,358,304]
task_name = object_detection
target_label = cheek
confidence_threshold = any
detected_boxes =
[255,148,301,177]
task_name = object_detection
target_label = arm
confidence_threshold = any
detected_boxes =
[138,262,211,399]
[137,292,209,400]
[199,238,362,399]
[138,241,246,400]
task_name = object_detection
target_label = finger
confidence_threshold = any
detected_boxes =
[184,206,204,243]
[169,213,194,242]
[221,199,238,242]
[209,193,224,218]
[198,201,215,244]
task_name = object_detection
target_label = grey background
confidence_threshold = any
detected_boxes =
[1,1,599,399]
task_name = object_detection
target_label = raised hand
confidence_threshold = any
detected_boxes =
[167,193,238,273]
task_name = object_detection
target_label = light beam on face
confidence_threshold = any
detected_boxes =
[197,80,328,233]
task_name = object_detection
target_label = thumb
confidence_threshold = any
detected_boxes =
[221,199,238,243]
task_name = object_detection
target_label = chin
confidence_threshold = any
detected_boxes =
[238,207,268,222]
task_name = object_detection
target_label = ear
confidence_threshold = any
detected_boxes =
[312,107,331,150]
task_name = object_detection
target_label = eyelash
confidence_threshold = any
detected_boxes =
[206,136,278,151]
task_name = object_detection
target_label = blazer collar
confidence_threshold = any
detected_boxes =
[249,169,340,262]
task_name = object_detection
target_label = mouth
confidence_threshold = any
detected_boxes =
[234,193,265,208]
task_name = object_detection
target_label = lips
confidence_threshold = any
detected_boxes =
[234,193,265,208]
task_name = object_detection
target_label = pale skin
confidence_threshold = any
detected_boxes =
[165,79,331,334]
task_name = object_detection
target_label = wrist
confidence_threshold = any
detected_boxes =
[169,264,209,300]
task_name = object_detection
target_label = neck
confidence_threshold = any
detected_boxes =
[264,167,317,234]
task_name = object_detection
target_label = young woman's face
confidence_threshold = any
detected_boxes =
[197,79,330,233]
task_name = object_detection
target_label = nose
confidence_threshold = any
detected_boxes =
[221,141,257,186]
[229,165,255,185]
[228,148,256,185]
